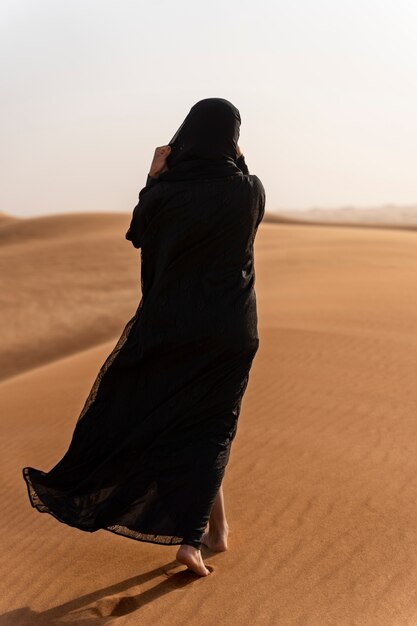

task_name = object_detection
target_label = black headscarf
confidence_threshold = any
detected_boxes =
[157,98,243,182]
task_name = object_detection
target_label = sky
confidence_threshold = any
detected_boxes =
[1,0,417,217]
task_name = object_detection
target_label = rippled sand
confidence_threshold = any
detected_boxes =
[2,213,417,625]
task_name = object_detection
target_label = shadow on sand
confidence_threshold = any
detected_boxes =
[1,553,216,625]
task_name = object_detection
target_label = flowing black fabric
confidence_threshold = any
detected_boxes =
[22,98,266,550]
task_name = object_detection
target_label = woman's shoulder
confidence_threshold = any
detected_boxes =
[241,173,266,202]
[248,174,265,191]
[145,172,265,201]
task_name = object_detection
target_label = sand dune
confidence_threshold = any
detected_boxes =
[265,204,417,231]
[2,216,417,624]
[0,212,141,381]
[0,212,20,227]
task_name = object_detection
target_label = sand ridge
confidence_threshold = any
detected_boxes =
[0,212,141,382]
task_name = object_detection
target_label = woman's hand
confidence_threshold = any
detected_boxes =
[149,145,171,178]
[236,144,243,159]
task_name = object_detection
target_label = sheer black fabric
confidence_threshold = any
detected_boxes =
[22,98,266,550]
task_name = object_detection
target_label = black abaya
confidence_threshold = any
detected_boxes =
[22,98,266,549]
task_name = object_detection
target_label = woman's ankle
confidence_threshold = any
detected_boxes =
[209,520,229,535]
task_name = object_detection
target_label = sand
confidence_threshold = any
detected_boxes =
[0,212,140,382]
[265,204,417,228]
[2,213,417,625]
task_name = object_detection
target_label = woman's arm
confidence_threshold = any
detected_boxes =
[236,154,249,175]
[125,184,160,249]
[145,174,159,189]
[255,177,266,227]
[125,146,170,248]
[236,144,249,175]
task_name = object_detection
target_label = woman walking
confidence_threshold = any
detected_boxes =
[22,97,266,577]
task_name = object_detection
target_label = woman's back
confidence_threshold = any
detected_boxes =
[129,171,265,347]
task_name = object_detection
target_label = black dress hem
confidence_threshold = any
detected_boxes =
[22,467,197,548]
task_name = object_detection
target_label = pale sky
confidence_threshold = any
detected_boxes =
[1,0,417,217]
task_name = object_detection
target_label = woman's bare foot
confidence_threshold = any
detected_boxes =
[176,544,211,576]
[201,523,229,552]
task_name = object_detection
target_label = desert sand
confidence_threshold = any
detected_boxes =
[2,212,417,625]
[265,204,417,228]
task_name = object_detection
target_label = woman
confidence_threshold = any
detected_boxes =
[22,97,266,577]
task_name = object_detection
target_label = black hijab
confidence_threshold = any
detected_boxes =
[157,98,243,182]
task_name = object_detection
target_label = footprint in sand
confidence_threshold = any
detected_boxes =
[92,595,137,618]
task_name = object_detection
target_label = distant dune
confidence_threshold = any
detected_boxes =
[264,205,417,230]
[0,212,141,381]
[0,211,20,227]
